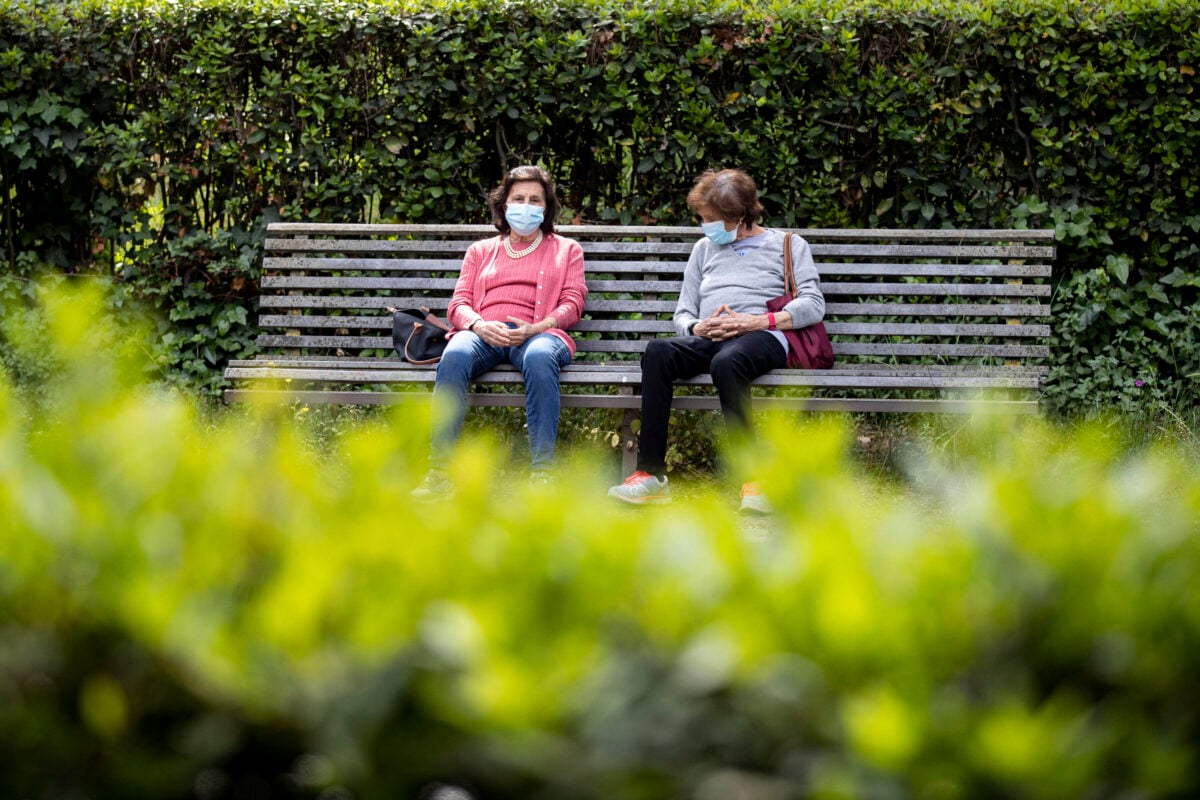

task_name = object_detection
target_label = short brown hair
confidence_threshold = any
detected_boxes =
[488,165,559,235]
[686,169,764,226]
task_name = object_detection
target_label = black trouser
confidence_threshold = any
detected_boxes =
[636,332,787,475]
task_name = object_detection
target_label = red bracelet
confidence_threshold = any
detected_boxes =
[767,312,776,330]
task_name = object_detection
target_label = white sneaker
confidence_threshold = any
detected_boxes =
[739,482,773,515]
[608,471,671,505]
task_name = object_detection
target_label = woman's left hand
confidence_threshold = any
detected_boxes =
[504,316,553,346]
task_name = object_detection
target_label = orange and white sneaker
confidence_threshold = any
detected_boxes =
[608,471,671,505]
[739,482,773,515]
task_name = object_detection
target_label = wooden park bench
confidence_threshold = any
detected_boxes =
[223,223,1055,471]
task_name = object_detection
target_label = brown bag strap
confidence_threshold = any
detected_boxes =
[418,305,453,333]
[782,232,797,296]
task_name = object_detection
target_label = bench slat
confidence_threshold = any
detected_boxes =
[223,388,1040,415]
[830,322,1049,336]
[257,315,684,333]
[263,256,1053,281]
[240,342,1051,360]
[263,256,468,272]
[265,222,1055,241]
[812,243,1055,259]
[822,283,1051,297]
[834,343,1050,358]
[259,277,1051,299]
[228,356,1047,376]
[260,296,445,310]
[265,237,1055,262]
[261,276,461,290]
[225,366,1044,390]
[824,302,1050,316]
[257,296,681,313]
[259,274,1051,298]
[255,318,1048,349]
[816,263,1053,278]
[257,302,1049,332]
[266,238,700,257]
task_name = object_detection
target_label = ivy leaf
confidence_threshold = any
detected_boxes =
[1160,267,1200,288]
[1105,254,1131,285]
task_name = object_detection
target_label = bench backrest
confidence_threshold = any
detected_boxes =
[255,223,1054,367]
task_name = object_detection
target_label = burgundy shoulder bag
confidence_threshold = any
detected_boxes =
[766,232,834,370]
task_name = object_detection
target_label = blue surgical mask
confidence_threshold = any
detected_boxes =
[702,219,737,245]
[506,203,545,235]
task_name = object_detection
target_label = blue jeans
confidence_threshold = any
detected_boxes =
[429,330,572,471]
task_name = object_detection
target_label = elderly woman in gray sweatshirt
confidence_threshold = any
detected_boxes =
[608,168,825,513]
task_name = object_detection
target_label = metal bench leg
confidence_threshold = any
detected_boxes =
[620,407,639,476]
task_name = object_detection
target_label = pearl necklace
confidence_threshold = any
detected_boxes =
[503,231,543,259]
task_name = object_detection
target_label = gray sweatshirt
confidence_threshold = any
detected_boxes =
[673,229,826,336]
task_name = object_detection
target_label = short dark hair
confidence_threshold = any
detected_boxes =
[686,168,764,226]
[488,165,559,235]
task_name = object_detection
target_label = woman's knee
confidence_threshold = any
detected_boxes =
[437,347,472,372]
[642,338,671,369]
[520,337,568,380]
[709,348,745,378]
[435,344,478,385]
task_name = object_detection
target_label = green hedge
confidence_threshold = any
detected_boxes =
[3,284,1199,798]
[1,0,1197,411]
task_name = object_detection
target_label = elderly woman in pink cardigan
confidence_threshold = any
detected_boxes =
[412,165,588,498]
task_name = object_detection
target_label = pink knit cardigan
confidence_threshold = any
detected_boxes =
[446,234,588,355]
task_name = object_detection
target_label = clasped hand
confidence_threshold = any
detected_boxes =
[473,317,538,347]
[694,305,763,342]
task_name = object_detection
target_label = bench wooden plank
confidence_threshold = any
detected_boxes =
[814,263,1053,278]
[264,237,1055,262]
[834,343,1050,358]
[225,366,1044,390]
[226,359,1051,375]
[222,387,1040,415]
[227,357,1047,376]
[258,275,1052,298]
[263,258,1055,282]
[822,283,1051,297]
[257,303,1050,332]
[254,316,1050,348]
[240,344,1053,360]
[264,222,1055,242]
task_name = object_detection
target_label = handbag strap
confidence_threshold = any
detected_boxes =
[782,232,797,296]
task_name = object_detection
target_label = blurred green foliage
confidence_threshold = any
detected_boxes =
[3,284,1199,798]
[0,0,1197,412]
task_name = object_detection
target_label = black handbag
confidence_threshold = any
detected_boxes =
[391,306,452,364]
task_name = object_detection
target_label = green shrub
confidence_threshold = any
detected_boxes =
[3,285,1199,798]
